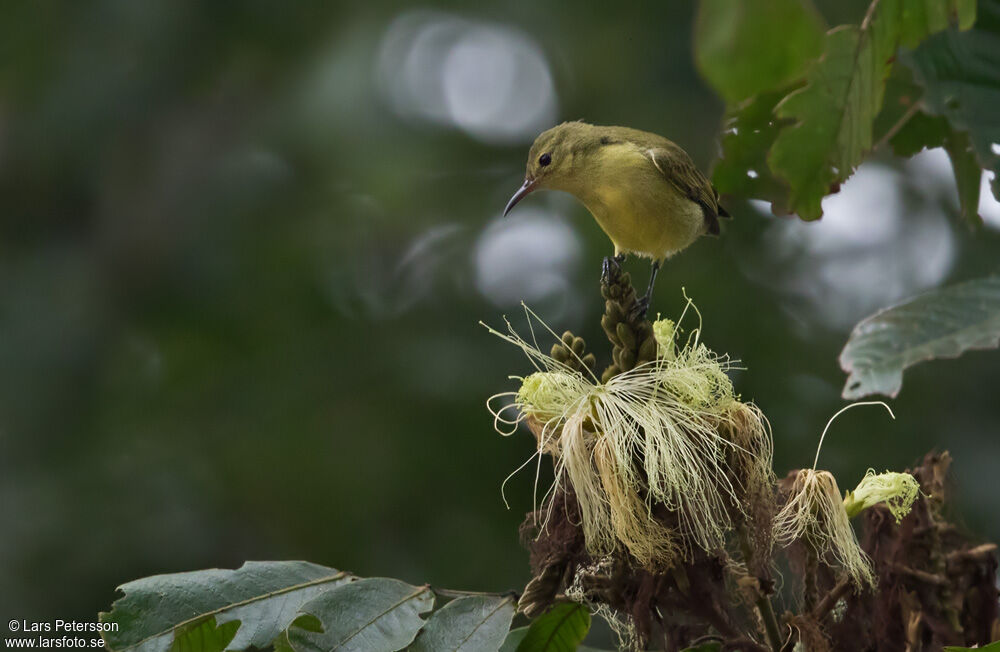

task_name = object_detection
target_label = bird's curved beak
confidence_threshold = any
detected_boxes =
[503,178,537,216]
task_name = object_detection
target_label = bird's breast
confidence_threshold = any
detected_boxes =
[574,151,704,260]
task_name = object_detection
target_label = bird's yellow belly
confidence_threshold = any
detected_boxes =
[583,182,704,261]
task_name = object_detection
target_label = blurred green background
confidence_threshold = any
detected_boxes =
[2,0,998,622]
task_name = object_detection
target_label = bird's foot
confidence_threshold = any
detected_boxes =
[629,294,651,322]
[600,254,626,285]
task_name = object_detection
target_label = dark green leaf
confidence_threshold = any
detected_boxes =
[887,110,952,157]
[876,66,949,155]
[899,0,976,47]
[711,87,796,214]
[100,561,352,652]
[168,619,239,652]
[502,627,609,652]
[286,578,434,652]
[943,642,1000,652]
[409,595,516,652]
[908,0,999,202]
[769,5,900,219]
[878,65,983,225]
[694,0,826,103]
[840,276,1000,398]
[942,128,984,225]
[769,0,973,219]
[500,628,528,652]
[515,603,590,652]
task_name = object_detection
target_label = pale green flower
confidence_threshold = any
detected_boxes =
[844,470,920,522]
[485,304,773,568]
[652,318,676,360]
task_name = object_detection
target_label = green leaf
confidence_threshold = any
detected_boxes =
[409,595,516,652]
[943,642,1000,652]
[908,0,999,201]
[100,561,352,652]
[168,619,239,652]
[500,628,528,652]
[514,603,591,652]
[942,128,984,225]
[768,0,973,220]
[694,0,826,103]
[900,0,977,47]
[840,276,1000,398]
[286,578,434,652]
[712,87,796,214]
[877,66,948,155]
[880,67,983,225]
[501,627,610,652]
[769,5,900,219]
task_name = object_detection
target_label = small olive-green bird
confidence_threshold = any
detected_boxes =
[504,121,729,313]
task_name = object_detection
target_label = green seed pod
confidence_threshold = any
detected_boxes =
[582,352,596,371]
[571,337,585,356]
[561,331,574,346]
[616,323,636,350]
[636,321,653,340]
[551,344,569,363]
[601,364,621,383]
[605,300,623,323]
[601,315,621,345]
[638,335,657,362]
[618,347,636,370]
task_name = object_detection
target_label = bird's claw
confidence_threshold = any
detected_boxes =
[600,255,625,285]
[600,257,616,285]
[629,295,651,321]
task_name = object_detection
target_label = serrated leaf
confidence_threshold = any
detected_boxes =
[408,595,516,652]
[286,578,434,652]
[694,0,826,104]
[168,619,238,652]
[840,276,1000,398]
[769,0,973,220]
[100,561,352,652]
[515,603,591,652]
[712,87,796,214]
[908,0,999,202]
[769,10,900,219]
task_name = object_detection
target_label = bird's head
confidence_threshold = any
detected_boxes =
[504,121,596,216]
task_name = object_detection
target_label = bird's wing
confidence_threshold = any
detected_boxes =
[644,147,727,235]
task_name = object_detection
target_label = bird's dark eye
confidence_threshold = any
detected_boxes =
[538,153,552,167]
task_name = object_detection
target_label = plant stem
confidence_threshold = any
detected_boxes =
[811,576,851,621]
[873,98,925,152]
[736,526,782,652]
[803,544,819,612]
[430,586,518,600]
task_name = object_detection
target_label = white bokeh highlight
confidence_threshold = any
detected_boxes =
[474,208,582,308]
[376,11,556,144]
[748,161,956,329]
